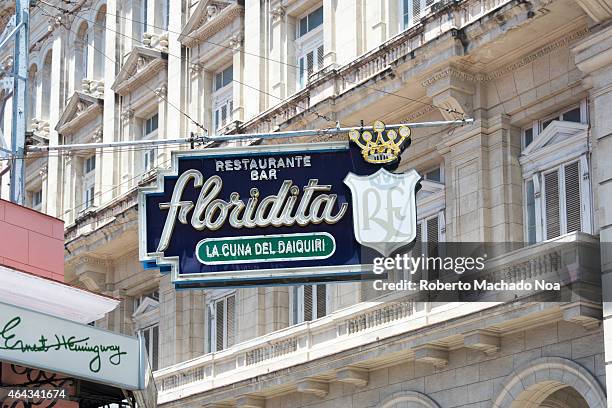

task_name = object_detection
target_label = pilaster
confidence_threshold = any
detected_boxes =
[572,24,612,406]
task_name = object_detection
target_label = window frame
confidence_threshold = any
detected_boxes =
[139,324,159,371]
[522,101,588,150]
[296,5,323,39]
[295,5,324,90]
[212,65,234,131]
[82,155,96,209]
[290,284,328,325]
[142,112,159,172]
[207,291,236,352]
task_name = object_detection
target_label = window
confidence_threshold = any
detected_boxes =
[144,148,156,172]
[207,293,235,352]
[291,284,327,324]
[134,290,159,311]
[424,167,441,182]
[402,0,440,29]
[297,6,323,38]
[411,212,443,280]
[143,0,148,33]
[296,6,324,90]
[140,325,159,371]
[83,155,96,209]
[144,113,159,136]
[525,159,588,242]
[213,66,233,131]
[543,161,582,239]
[523,103,587,149]
[32,189,42,210]
[214,66,233,91]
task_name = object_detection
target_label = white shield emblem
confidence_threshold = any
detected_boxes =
[344,168,421,256]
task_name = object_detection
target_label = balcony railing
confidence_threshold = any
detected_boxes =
[154,232,600,404]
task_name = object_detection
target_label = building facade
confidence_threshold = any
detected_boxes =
[1,0,612,407]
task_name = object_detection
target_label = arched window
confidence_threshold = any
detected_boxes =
[41,52,52,120]
[75,22,90,87]
[93,6,106,79]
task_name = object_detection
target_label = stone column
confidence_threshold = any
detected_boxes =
[572,25,612,406]
[102,0,117,204]
[39,165,48,214]
[93,129,104,207]
[323,0,338,66]
[230,33,245,122]
[46,31,63,217]
[269,6,287,100]
[155,85,168,164]
[62,151,75,224]
[243,0,263,119]
[120,108,135,194]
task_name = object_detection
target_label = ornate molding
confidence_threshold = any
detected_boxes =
[270,6,286,22]
[121,108,135,124]
[229,32,244,51]
[39,165,48,179]
[179,3,244,48]
[421,27,591,87]
[154,85,168,99]
[93,128,103,143]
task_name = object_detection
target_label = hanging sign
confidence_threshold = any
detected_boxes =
[0,301,144,390]
[139,129,420,288]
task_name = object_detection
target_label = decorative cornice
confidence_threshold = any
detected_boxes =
[56,92,103,135]
[112,48,168,96]
[180,2,244,48]
[421,27,590,88]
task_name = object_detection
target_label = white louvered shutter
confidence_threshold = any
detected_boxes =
[316,285,326,319]
[317,45,324,70]
[564,161,581,233]
[412,0,421,24]
[426,216,439,256]
[226,295,235,348]
[216,300,224,351]
[303,285,313,322]
[544,171,560,239]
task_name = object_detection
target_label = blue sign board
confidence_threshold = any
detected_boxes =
[139,142,380,288]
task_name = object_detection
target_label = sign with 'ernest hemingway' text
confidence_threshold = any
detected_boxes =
[138,142,421,288]
[0,302,143,390]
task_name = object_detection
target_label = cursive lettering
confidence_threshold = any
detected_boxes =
[0,317,127,373]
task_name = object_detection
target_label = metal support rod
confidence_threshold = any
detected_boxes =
[0,22,23,51]
[28,118,474,153]
[9,2,28,205]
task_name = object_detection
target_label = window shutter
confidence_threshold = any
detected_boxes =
[206,305,212,353]
[303,285,313,322]
[413,222,422,256]
[317,45,324,70]
[412,0,421,24]
[226,295,235,348]
[316,285,326,319]
[216,300,224,351]
[307,51,314,77]
[426,216,439,256]
[152,326,159,371]
[426,216,440,280]
[564,161,581,233]
[544,171,560,239]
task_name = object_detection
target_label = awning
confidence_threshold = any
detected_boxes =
[0,265,119,323]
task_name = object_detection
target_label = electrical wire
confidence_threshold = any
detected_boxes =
[35,0,466,118]
[35,1,340,125]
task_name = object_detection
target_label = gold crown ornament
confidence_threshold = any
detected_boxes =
[348,121,411,164]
